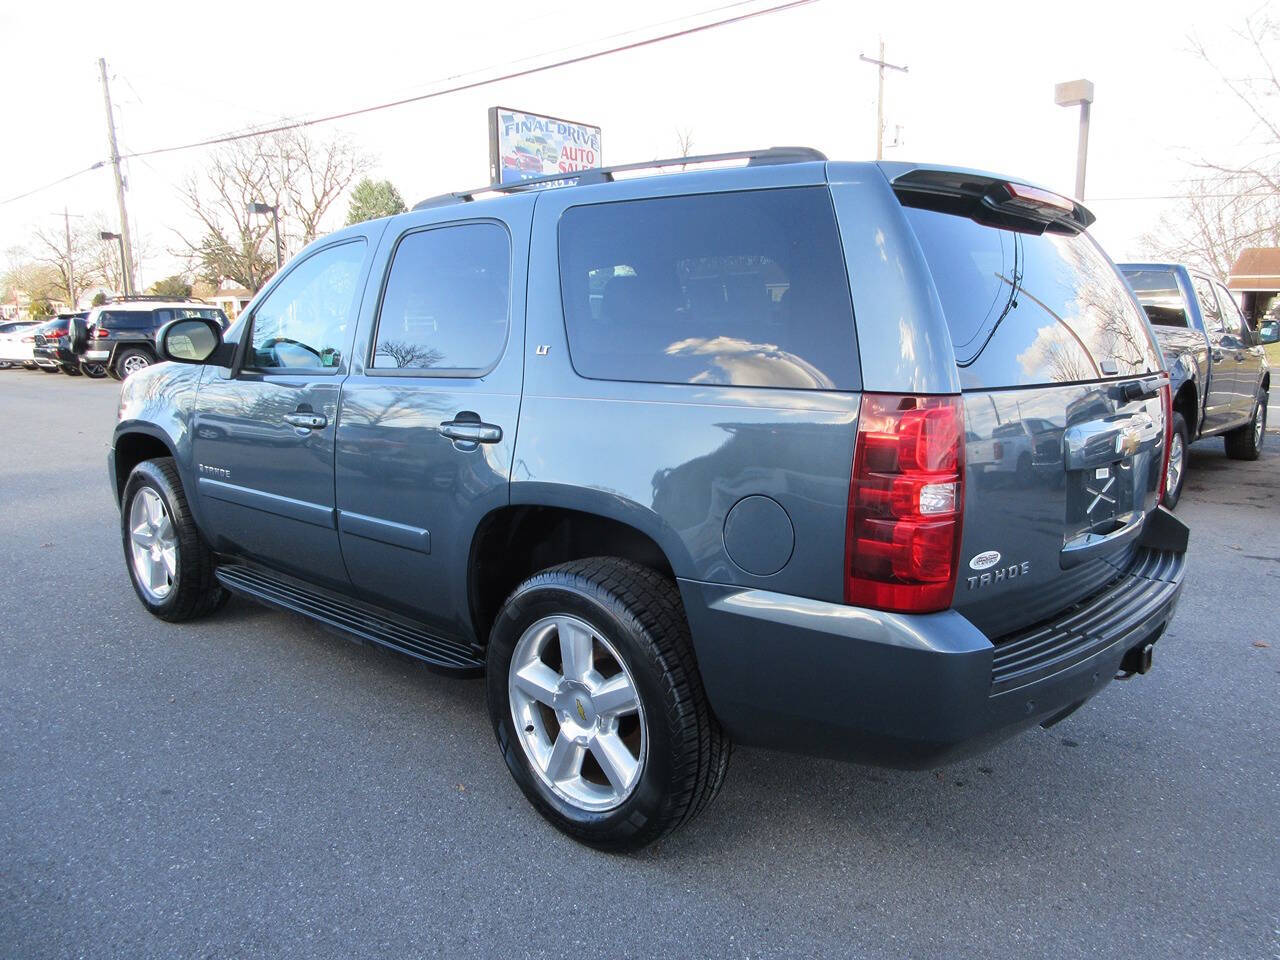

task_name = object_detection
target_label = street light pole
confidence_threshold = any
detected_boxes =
[1054,79,1094,200]
[248,202,282,270]
[99,231,126,295]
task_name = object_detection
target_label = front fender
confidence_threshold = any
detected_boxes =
[112,361,204,510]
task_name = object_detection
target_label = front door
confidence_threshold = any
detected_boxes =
[1215,280,1265,420]
[335,203,531,641]
[193,238,372,590]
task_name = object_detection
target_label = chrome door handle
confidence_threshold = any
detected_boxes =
[284,412,327,429]
[440,419,502,444]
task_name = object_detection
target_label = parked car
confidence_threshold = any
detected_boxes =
[110,150,1187,850]
[1118,263,1271,507]
[0,320,41,369]
[68,298,229,380]
[31,313,89,374]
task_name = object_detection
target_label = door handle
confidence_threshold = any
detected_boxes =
[440,417,502,444]
[284,412,327,430]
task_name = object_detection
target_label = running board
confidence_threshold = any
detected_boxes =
[214,564,484,675]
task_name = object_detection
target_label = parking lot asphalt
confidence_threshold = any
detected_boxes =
[1,370,1277,960]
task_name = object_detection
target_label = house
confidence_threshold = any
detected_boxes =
[1227,247,1280,324]
[206,285,254,321]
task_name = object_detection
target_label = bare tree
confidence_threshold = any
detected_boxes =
[374,339,444,368]
[675,127,695,158]
[282,130,370,244]
[1191,14,1280,194]
[177,130,369,292]
[1141,174,1280,279]
[29,221,104,307]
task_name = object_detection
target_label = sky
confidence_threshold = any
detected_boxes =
[0,0,1271,289]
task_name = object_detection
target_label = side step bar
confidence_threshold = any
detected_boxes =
[214,564,484,676]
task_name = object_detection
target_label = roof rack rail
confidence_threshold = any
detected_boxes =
[104,295,208,304]
[412,146,827,210]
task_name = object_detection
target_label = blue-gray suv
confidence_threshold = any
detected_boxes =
[110,149,1188,850]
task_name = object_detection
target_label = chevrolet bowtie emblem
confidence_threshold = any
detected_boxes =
[575,699,587,722]
[1115,426,1142,457]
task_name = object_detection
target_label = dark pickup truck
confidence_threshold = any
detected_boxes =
[1119,263,1270,506]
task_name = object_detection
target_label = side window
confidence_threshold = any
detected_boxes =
[371,222,510,373]
[557,187,859,390]
[249,240,367,371]
[1214,282,1248,339]
[1192,276,1223,331]
[154,310,173,326]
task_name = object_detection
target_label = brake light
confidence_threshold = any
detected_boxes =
[92,327,110,338]
[1000,181,1076,216]
[845,393,965,613]
[44,329,65,339]
[1158,384,1173,502]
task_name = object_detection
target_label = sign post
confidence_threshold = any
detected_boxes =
[488,107,602,185]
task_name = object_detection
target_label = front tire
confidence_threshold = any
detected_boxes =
[1224,394,1266,461]
[121,458,227,622]
[487,558,730,851]
[1163,412,1189,508]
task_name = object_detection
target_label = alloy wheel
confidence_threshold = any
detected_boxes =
[508,615,647,812]
[1254,401,1265,446]
[129,488,177,601]
[1166,430,1184,496]
[121,354,151,377]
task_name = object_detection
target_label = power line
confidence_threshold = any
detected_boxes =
[118,0,817,162]
[1,163,104,207]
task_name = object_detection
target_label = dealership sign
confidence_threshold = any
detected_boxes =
[488,106,602,185]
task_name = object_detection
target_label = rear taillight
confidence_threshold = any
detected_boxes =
[92,327,109,338]
[1158,384,1173,502]
[45,329,64,340]
[845,393,965,614]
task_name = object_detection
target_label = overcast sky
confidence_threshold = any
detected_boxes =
[0,0,1270,287]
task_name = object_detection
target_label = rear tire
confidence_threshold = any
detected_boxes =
[1224,394,1266,461]
[114,347,155,379]
[59,364,83,376]
[1162,412,1189,509]
[38,366,58,374]
[487,558,730,851]
[80,360,108,378]
[121,458,227,622]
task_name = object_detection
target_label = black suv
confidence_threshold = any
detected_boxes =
[70,298,228,379]
[110,150,1188,850]
[31,313,89,374]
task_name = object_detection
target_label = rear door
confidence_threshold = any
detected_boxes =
[192,236,375,591]
[334,197,532,641]
[900,197,1166,639]
[1190,274,1239,432]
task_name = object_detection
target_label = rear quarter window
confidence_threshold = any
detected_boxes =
[1119,268,1191,328]
[558,187,859,390]
[904,207,1160,388]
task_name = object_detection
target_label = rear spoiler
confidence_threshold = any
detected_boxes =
[882,164,1095,234]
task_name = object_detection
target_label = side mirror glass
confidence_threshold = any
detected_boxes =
[157,317,225,364]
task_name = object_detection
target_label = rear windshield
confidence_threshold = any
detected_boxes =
[558,187,859,390]
[904,207,1160,388]
[1119,268,1190,328]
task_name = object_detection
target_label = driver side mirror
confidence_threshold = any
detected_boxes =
[156,317,233,366]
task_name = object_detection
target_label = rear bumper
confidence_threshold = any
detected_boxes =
[679,509,1187,768]
[83,348,111,361]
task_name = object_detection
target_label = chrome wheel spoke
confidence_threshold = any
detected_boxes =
[558,619,594,681]
[590,731,639,793]
[544,732,585,782]
[131,522,154,549]
[159,546,177,579]
[512,661,561,707]
[592,673,639,717]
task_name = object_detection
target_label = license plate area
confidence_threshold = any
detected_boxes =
[1067,459,1134,535]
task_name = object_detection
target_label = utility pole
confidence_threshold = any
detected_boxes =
[63,208,76,310]
[98,57,136,296]
[859,40,908,161]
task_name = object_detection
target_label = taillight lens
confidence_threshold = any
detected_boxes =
[92,327,109,338]
[45,330,64,340]
[845,393,965,613]
[1158,383,1173,502]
